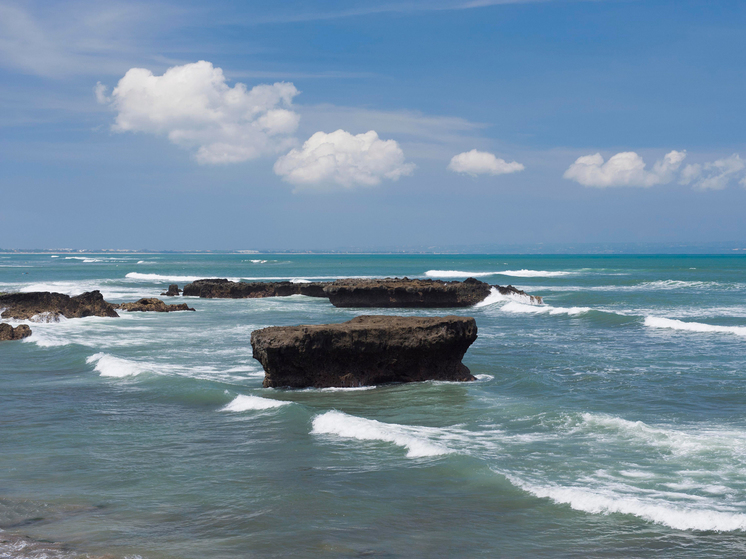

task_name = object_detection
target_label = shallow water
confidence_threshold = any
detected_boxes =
[2,254,746,557]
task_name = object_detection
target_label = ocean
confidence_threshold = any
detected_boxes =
[1,253,746,558]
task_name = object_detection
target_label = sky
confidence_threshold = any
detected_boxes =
[1,0,745,251]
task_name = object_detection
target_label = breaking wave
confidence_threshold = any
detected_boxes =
[221,394,291,412]
[86,352,147,377]
[644,316,746,337]
[311,410,451,458]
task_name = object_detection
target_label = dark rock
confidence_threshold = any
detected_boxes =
[161,284,182,297]
[251,315,477,388]
[0,291,119,321]
[324,277,492,308]
[114,298,195,312]
[0,323,32,341]
[182,278,327,299]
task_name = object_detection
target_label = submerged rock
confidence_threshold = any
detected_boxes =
[161,284,182,297]
[0,291,119,321]
[0,323,32,341]
[182,278,327,299]
[114,298,195,312]
[251,315,477,388]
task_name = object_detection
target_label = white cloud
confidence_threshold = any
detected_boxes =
[563,150,686,188]
[103,60,300,164]
[447,149,524,177]
[679,154,745,190]
[273,129,415,189]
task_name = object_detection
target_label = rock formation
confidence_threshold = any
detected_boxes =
[0,291,119,321]
[161,284,182,297]
[114,298,195,312]
[182,278,327,299]
[0,323,32,341]
[182,277,541,307]
[251,315,477,388]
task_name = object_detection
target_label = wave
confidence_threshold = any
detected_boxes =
[86,352,146,377]
[503,473,746,532]
[125,272,205,282]
[425,269,573,279]
[311,410,451,458]
[501,301,593,316]
[644,316,746,337]
[221,394,291,411]
[475,287,541,307]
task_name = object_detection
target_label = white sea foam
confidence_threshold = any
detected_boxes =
[425,270,498,278]
[425,269,572,279]
[125,272,205,282]
[86,352,146,377]
[316,386,377,392]
[311,410,451,458]
[221,394,291,411]
[250,259,268,264]
[501,301,592,316]
[475,287,540,307]
[50,255,59,258]
[29,312,66,323]
[503,474,746,532]
[475,374,494,381]
[644,316,746,337]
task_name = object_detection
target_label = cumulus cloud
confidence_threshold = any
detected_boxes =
[447,149,524,177]
[101,61,300,164]
[273,129,415,188]
[679,154,745,190]
[563,150,686,188]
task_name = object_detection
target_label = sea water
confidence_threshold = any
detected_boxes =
[1,253,746,558]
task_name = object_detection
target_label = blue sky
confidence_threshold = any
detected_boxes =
[1,0,745,250]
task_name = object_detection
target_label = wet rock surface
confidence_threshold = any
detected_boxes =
[251,315,478,388]
[0,323,32,341]
[114,298,195,312]
[0,291,119,321]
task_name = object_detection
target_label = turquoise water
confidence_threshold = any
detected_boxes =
[1,254,746,558]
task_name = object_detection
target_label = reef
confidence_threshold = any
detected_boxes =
[251,315,478,388]
[114,298,195,312]
[161,284,182,297]
[0,291,119,321]
[183,277,541,307]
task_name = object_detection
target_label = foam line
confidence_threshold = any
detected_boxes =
[645,316,746,337]
[221,394,291,411]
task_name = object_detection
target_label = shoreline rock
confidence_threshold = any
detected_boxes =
[0,323,32,341]
[251,315,477,388]
[0,291,119,321]
[114,298,195,312]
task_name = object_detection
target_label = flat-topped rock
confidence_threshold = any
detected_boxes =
[182,278,327,299]
[251,315,477,388]
[114,298,195,312]
[0,323,32,341]
[323,277,492,308]
[0,291,119,321]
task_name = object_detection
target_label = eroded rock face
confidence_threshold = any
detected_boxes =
[251,315,477,388]
[182,279,327,299]
[114,298,195,312]
[0,323,32,341]
[161,284,182,297]
[0,291,119,321]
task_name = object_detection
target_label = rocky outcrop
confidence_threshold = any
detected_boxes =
[0,323,32,341]
[161,284,181,297]
[182,277,542,307]
[324,277,493,308]
[251,315,477,388]
[114,298,195,312]
[182,278,327,299]
[0,291,119,321]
